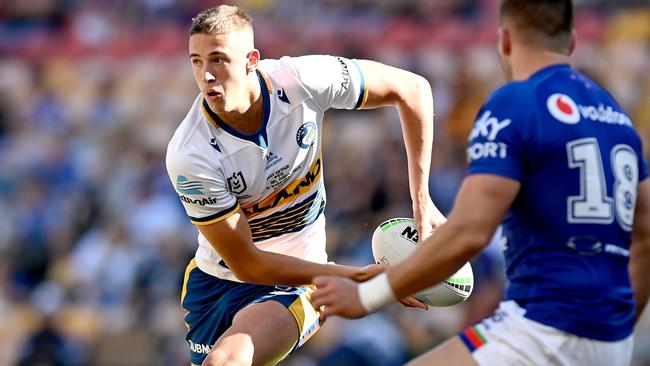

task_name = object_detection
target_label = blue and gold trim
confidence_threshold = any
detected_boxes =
[181,268,322,365]
[200,69,272,148]
[190,202,240,226]
[181,258,198,329]
[351,59,368,109]
[257,68,273,95]
[248,189,324,242]
[242,157,322,219]
[288,287,321,351]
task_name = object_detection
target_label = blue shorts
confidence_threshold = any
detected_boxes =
[181,259,321,365]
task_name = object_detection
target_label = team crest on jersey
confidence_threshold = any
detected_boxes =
[296,122,317,149]
[547,93,580,124]
[227,172,247,194]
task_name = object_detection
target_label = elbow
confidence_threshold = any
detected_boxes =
[390,73,431,106]
[231,267,264,285]
[631,236,650,259]
[410,74,432,102]
[230,267,256,284]
[227,257,267,285]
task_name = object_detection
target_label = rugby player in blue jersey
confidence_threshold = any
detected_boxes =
[312,1,650,364]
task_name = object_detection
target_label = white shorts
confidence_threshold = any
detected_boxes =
[459,300,633,366]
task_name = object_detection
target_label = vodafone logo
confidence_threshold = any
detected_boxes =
[547,93,580,124]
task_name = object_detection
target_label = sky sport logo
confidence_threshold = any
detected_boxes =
[546,93,633,127]
[547,93,580,124]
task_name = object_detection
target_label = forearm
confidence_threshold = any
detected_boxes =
[630,237,650,323]
[384,175,516,299]
[232,249,361,286]
[396,76,434,202]
[387,219,486,298]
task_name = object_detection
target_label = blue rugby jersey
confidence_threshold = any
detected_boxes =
[466,64,648,341]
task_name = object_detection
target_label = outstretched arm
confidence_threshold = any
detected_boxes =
[357,60,445,236]
[197,208,382,287]
[312,174,519,319]
[630,178,650,323]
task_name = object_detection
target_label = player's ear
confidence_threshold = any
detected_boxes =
[567,30,576,56]
[246,49,260,73]
[498,28,512,57]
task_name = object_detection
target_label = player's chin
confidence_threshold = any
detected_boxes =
[205,97,226,112]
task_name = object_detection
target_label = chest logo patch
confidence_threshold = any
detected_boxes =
[547,93,580,124]
[227,172,247,194]
[296,122,317,149]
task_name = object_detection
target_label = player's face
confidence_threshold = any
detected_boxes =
[189,30,256,114]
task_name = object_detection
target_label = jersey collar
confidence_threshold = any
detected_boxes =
[201,69,272,148]
[528,63,572,81]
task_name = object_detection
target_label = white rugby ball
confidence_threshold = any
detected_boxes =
[371,218,474,307]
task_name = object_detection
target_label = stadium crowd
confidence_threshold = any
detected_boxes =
[1,0,649,365]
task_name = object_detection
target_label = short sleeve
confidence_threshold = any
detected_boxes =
[166,151,239,226]
[466,84,530,182]
[288,55,367,111]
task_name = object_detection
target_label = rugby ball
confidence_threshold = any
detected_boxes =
[371,218,473,307]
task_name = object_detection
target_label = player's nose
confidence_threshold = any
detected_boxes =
[204,71,216,83]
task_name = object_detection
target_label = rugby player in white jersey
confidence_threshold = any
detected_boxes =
[165,5,444,366]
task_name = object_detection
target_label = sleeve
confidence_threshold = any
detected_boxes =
[166,150,239,226]
[288,55,367,111]
[466,85,530,182]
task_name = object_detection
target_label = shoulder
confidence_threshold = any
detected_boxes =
[468,82,537,144]
[264,55,351,86]
[484,81,533,110]
[259,56,343,105]
[166,95,221,174]
[478,79,542,129]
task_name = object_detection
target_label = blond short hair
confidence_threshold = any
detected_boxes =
[190,5,253,35]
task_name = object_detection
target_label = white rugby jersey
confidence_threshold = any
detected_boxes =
[166,55,368,281]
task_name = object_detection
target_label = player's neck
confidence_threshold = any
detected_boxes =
[217,74,263,134]
[510,47,570,81]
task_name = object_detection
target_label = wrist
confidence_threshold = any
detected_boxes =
[411,190,431,203]
[357,273,397,313]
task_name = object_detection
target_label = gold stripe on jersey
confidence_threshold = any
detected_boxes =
[248,189,325,242]
[248,188,322,229]
[359,83,369,109]
[200,99,219,128]
[190,202,240,226]
[351,59,369,109]
[257,68,273,94]
[242,157,322,218]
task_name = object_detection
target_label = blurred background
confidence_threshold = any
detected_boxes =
[1,0,649,365]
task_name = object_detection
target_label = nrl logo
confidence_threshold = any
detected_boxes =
[227,172,247,194]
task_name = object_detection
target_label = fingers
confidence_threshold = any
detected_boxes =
[313,275,331,288]
[310,277,331,308]
[319,303,335,320]
[399,296,428,311]
[311,276,339,316]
